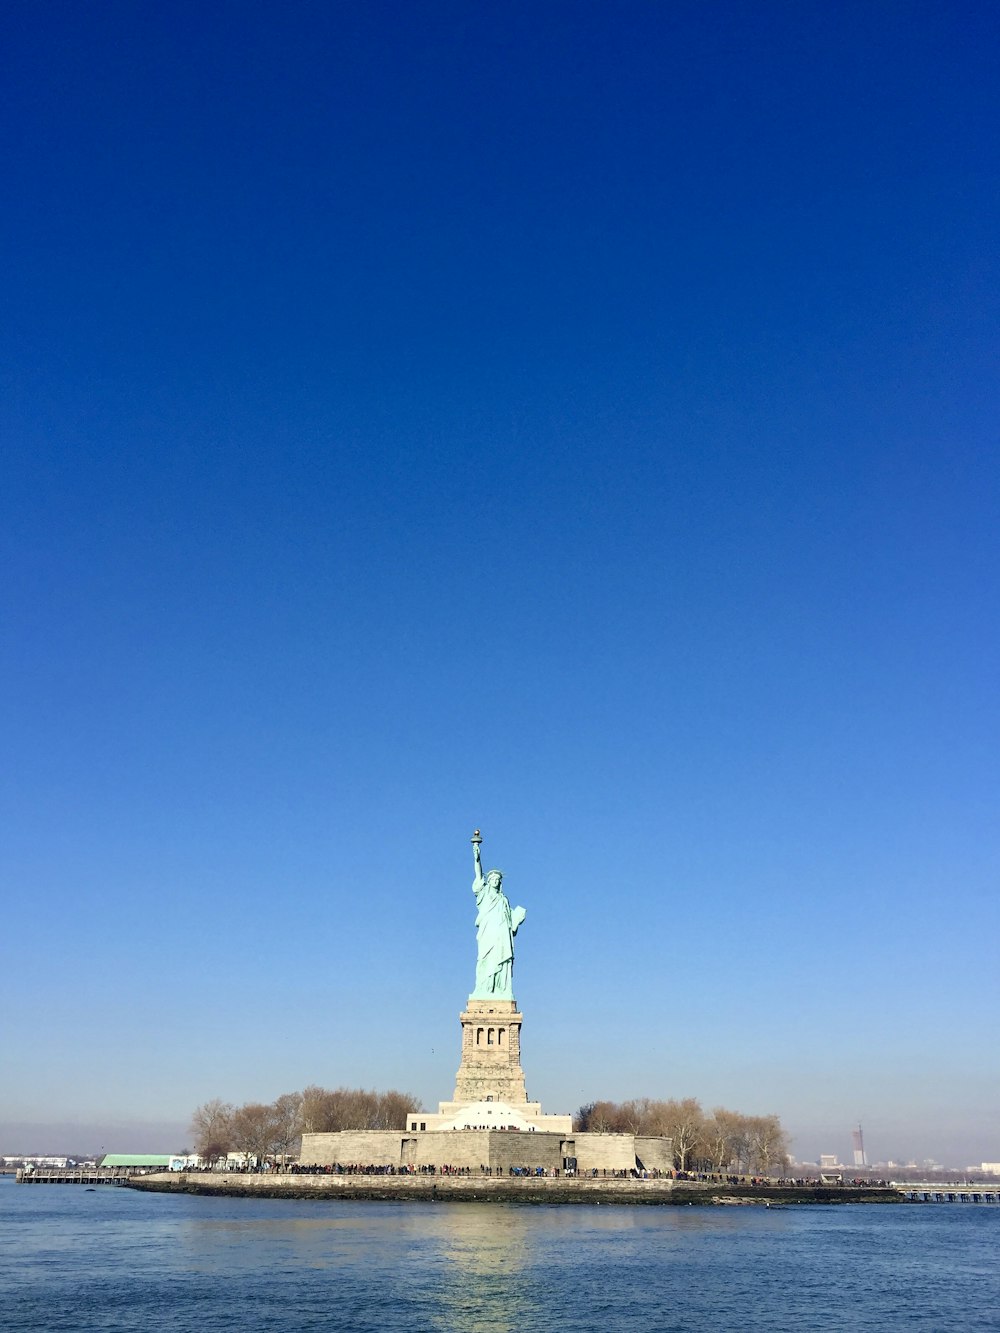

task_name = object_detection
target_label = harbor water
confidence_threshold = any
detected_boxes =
[1,1175,997,1330]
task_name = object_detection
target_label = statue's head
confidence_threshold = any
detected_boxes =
[486,869,503,889]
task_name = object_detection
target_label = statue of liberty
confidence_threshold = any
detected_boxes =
[469,831,526,1001]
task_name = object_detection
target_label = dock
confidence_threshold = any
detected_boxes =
[897,1183,1000,1204]
[16,1168,133,1186]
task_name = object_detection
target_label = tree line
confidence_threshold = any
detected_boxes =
[190,1086,420,1165]
[575,1097,790,1173]
[190,1088,788,1173]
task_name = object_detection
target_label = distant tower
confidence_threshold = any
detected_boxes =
[852,1124,866,1167]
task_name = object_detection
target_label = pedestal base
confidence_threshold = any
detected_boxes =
[452,998,528,1105]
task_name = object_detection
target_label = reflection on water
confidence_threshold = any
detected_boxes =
[174,1201,659,1333]
[179,1204,538,1333]
[426,1205,533,1333]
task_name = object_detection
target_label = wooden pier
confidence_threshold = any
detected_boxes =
[16,1168,132,1186]
[898,1184,1000,1204]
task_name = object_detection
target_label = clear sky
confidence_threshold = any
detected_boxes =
[2,1,997,1166]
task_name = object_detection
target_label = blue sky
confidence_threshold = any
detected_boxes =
[2,1,997,1165]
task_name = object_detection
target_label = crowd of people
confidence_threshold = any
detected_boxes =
[277,1163,673,1177]
[673,1170,892,1188]
[185,1161,895,1185]
[284,1163,570,1176]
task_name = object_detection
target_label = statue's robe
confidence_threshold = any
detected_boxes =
[471,874,525,999]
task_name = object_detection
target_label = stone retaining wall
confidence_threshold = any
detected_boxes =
[300,1129,660,1173]
[127,1173,901,1206]
[130,1172,676,1203]
[300,1129,568,1172]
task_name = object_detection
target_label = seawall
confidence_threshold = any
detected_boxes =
[127,1172,901,1206]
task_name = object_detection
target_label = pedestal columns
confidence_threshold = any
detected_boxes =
[453,998,528,1104]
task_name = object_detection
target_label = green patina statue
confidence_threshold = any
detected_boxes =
[470,830,526,1001]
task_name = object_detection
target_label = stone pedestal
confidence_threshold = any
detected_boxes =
[452,999,528,1105]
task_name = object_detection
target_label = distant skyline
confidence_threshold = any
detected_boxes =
[2,2,997,1168]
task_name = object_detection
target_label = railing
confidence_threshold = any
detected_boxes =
[16,1168,132,1185]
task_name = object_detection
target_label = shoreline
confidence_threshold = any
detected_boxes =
[126,1172,902,1206]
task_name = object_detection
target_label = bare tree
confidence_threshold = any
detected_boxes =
[746,1114,789,1175]
[618,1098,654,1135]
[342,1088,380,1128]
[582,1100,624,1133]
[300,1085,339,1133]
[574,1102,597,1132]
[299,1085,420,1133]
[375,1090,421,1129]
[230,1102,284,1168]
[190,1099,234,1167]
[272,1092,304,1164]
[571,1095,789,1177]
[638,1099,676,1138]
[702,1108,744,1172]
[722,1110,752,1173]
[656,1098,705,1170]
